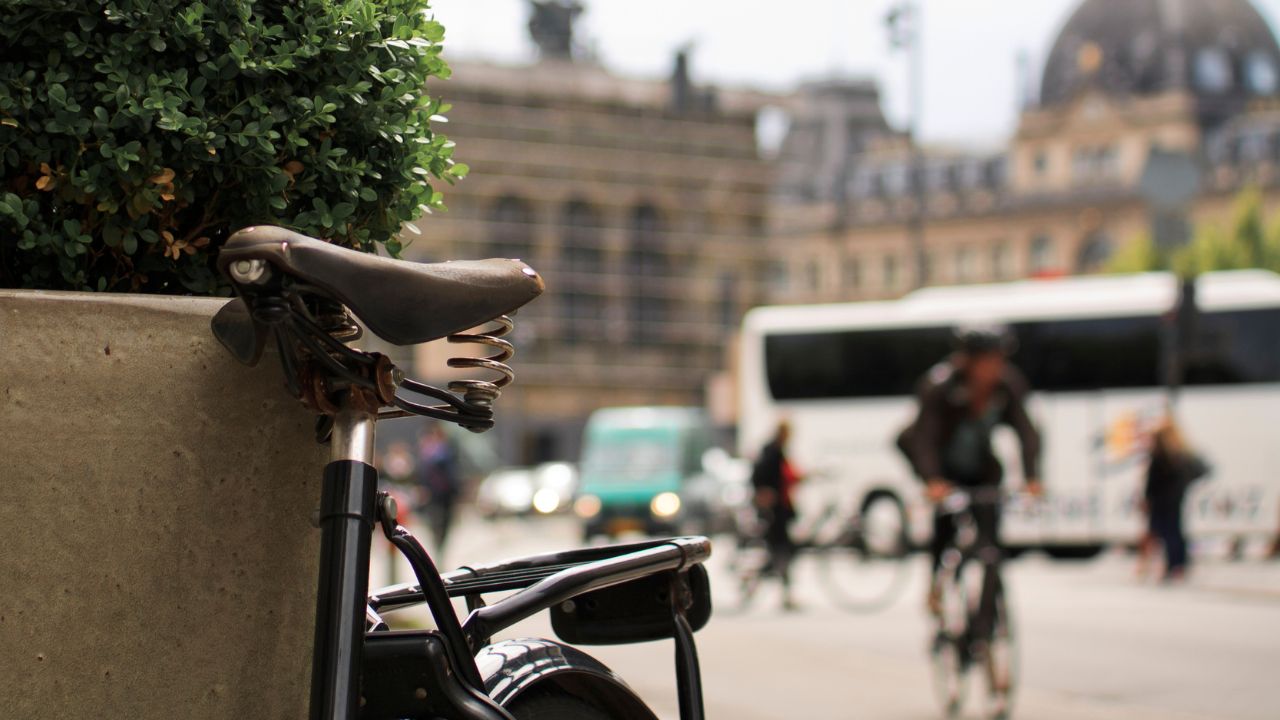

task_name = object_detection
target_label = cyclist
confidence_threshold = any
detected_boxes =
[898,324,1042,619]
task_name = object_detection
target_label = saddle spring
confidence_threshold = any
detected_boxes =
[446,315,516,423]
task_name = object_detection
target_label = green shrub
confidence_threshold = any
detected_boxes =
[0,0,465,294]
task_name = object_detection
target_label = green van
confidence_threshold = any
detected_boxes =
[573,407,729,539]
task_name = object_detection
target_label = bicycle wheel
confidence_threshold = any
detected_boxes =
[978,582,1018,720]
[816,514,911,613]
[720,533,771,614]
[929,563,970,718]
[506,689,612,720]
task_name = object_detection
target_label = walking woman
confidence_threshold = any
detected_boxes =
[1143,418,1208,582]
[750,420,803,611]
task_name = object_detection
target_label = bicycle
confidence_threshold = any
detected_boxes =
[725,474,910,613]
[928,487,1017,720]
[212,225,713,720]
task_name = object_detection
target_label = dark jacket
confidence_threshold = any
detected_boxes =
[899,362,1041,485]
[1145,447,1206,515]
[418,439,461,501]
[751,438,795,521]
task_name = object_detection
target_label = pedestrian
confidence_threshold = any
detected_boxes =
[750,419,802,611]
[416,422,463,556]
[1269,508,1280,560]
[1143,417,1209,582]
[897,323,1042,617]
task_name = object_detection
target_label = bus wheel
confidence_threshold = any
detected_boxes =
[861,493,908,559]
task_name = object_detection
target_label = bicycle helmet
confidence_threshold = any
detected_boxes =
[952,322,1016,355]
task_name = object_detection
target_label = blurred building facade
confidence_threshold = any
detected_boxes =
[402,0,1280,463]
[769,0,1280,304]
[402,14,770,463]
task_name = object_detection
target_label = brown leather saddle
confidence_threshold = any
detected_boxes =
[212,225,544,365]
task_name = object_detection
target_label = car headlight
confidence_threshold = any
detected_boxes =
[574,494,602,519]
[532,487,561,515]
[650,492,681,519]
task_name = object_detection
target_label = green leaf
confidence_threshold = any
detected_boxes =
[2,0,458,294]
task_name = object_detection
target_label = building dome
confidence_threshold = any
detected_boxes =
[1040,0,1280,123]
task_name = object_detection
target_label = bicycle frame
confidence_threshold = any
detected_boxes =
[934,488,1006,646]
[308,394,711,720]
[929,487,1019,719]
[310,400,382,720]
[211,229,712,720]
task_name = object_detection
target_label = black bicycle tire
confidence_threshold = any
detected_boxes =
[980,579,1019,720]
[505,689,613,720]
[929,558,971,718]
[815,524,912,613]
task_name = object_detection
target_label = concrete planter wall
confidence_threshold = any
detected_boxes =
[1,290,326,719]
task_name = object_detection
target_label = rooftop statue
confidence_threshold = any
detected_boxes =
[528,0,583,60]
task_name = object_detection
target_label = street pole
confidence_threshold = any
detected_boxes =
[1139,148,1201,405]
[888,1,928,290]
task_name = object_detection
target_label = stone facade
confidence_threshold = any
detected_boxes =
[768,0,1280,306]
[400,57,770,462]
[397,0,1280,462]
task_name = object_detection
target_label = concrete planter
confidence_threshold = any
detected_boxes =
[1,290,326,719]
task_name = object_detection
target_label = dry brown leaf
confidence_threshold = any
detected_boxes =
[148,168,175,185]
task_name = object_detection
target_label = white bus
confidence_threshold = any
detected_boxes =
[739,270,1280,557]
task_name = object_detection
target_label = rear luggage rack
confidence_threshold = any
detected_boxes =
[369,537,711,612]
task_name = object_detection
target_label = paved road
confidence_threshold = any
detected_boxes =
[371,514,1280,720]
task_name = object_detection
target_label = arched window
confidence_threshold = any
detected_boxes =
[718,274,737,328]
[560,199,603,344]
[991,241,1013,280]
[883,255,899,291]
[1194,47,1233,93]
[955,246,977,283]
[805,259,821,290]
[1246,51,1278,95]
[843,257,862,290]
[628,204,668,344]
[1030,234,1056,274]
[1076,232,1113,274]
[487,195,533,259]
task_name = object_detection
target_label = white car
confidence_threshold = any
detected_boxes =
[476,463,579,519]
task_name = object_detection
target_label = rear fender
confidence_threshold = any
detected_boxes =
[477,638,658,720]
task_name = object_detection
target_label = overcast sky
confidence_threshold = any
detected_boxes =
[431,0,1280,148]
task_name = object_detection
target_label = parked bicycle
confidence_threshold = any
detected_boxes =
[212,226,713,720]
[928,487,1017,720]
[725,473,910,613]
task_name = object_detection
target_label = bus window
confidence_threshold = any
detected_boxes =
[764,308,1280,402]
[765,327,952,400]
[1012,316,1162,391]
[1185,308,1280,385]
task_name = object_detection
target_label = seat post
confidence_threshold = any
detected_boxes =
[331,403,376,465]
[310,396,379,720]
